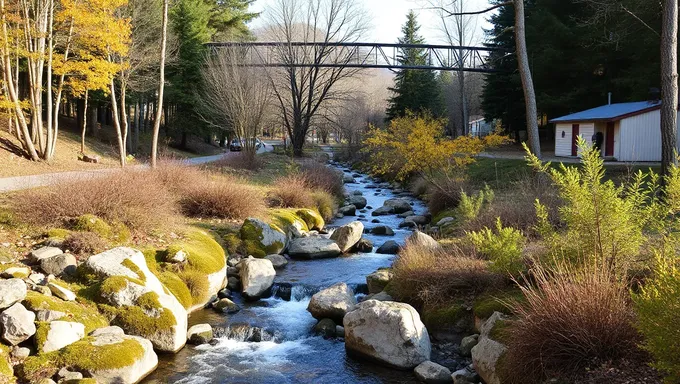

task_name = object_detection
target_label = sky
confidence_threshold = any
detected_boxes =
[250,0,492,46]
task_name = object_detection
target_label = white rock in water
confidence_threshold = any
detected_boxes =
[288,237,341,259]
[344,300,431,369]
[239,258,275,300]
[330,221,364,253]
[307,283,357,323]
[414,361,452,384]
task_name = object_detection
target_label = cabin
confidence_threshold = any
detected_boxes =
[550,101,680,162]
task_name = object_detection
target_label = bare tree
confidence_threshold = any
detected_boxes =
[661,0,678,177]
[151,0,169,168]
[201,47,272,158]
[263,0,368,157]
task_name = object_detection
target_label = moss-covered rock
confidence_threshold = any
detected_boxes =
[421,303,474,335]
[0,344,14,383]
[295,208,325,231]
[240,218,286,257]
[269,209,310,235]
[46,228,70,240]
[176,269,210,306]
[72,215,130,244]
[0,263,30,279]
[472,289,525,320]
[22,291,108,335]
[157,272,192,309]
[167,230,225,275]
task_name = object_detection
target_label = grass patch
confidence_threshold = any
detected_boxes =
[158,271,192,309]
[169,229,226,275]
[178,174,265,220]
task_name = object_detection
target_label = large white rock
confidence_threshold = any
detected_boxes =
[187,324,213,345]
[239,258,276,300]
[330,221,364,253]
[39,321,85,353]
[471,312,508,384]
[0,278,27,309]
[84,247,188,352]
[307,283,357,323]
[29,247,63,264]
[0,302,36,345]
[40,253,77,276]
[407,231,441,250]
[344,300,431,369]
[288,237,342,259]
[240,218,287,255]
[84,327,158,384]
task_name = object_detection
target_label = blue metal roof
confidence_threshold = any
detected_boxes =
[550,101,661,123]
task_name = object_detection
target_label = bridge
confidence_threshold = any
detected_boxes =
[206,42,505,73]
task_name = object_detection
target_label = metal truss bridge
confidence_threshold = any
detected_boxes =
[206,42,505,73]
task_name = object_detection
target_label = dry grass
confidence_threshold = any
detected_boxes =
[389,239,506,308]
[267,174,316,209]
[179,175,265,220]
[299,161,344,199]
[62,232,108,257]
[212,152,262,171]
[13,170,176,231]
[425,177,469,214]
[499,263,639,383]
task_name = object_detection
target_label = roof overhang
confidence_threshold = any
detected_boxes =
[549,104,663,124]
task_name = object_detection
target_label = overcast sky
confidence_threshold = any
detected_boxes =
[250,0,493,45]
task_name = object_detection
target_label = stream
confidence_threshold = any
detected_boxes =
[143,165,459,384]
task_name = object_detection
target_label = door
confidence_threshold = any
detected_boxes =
[571,124,580,156]
[605,122,615,157]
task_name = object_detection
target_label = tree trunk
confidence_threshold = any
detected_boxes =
[109,80,126,167]
[514,0,541,158]
[81,90,88,153]
[133,101,140,153]
[661,0,679,178]
[151,0,169,168]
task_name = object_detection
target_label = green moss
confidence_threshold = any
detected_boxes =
[421,303,473,333]
[100,276,134,297]
[0,344,13,381]
[63,379,98,384]
[242,240,266,258]
[0,263,29,278]
[103,303,177,338]
[19,337,145,382]
[177,269,210,305]
[110,221,131,243]
[168,229,226,275]
[121,259,146,282]
[46,228,70,239]
[34,322,51,353]
[158,271,192,309]
[136,292,162,310]
[269,209,310,233]
[473,289,525,319]
[22,291,108,335]
[295,208,325,231]
[223,233,242,255]
[73,215,113,238]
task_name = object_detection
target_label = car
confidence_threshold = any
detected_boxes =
[229,139,242,152]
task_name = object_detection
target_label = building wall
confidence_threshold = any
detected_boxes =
[555,123,594,157]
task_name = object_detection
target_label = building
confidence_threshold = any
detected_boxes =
[550,101,680,162]
[469,117,495,137]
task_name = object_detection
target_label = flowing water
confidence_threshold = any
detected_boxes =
[143,166,456,384]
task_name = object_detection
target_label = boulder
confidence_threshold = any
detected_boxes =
[10,346,30,360]
[398,221,417,229]
[436,217,455,227]
[343,175,356,183]
[167,249,187,263]
[239,258,276,300]
[348,196,367,209]
[366,269,393,294]
[84,247,188,352]
[407,231,440,250]
[48,282,77,301]
[38,321,85,353]
[336,325,345,338]
[35,309,66,322]
[459,334,479,357]
[370,226,395,236]
[376,240,400,254]
[0,302,36,345]
[240,218,287,256]
[264,254,288,269]
[344,300,430,369]
[452,366,479,384]
[57,367,83,381]
[227,276,240,291]
[29,247,63,264]
[471,338,506,384]
[371,292,394,302]
[217,288,232,299]
[187,324,213,345]
[330,221,364,253]
[213,298,240,314]
[405,215,429,225]
[398,210,415,218]
[352,190,363,196]
[371,206,394,216]
[383,198,412,214]
[307,283,357,323]
[339,205,357,216]
[313,318,337,338]
[353,238,373,253]
[0,278,27,309]
[288,237,341,259]
[40,253,77,276]
[414,361,452,384]
[1,266,30,279]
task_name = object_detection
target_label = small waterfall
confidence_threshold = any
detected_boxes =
[270,283,319,301]
[213,323,280,343]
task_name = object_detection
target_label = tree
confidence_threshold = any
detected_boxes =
[386,11,442,120]
[660,0,678,178]
[151,0,169,168]
[203,0,257,41]
[201,47,271,159]
[263,0,368,157]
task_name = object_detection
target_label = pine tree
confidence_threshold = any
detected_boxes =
[386,11,442,120]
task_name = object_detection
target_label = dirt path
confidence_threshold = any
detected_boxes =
[0,142,277,193]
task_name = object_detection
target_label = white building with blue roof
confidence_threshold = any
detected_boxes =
[550,101,677,162]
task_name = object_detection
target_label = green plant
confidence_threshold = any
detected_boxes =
[632,255,680,383]
[455,184,494,223]
[468,218,525,277]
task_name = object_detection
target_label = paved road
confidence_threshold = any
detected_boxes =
[0,141,277,193]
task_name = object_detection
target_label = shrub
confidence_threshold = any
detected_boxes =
[300,161,344,199]
[388,239,505,308]
[213,152,262,171]
[311,191,337,221]
[179,176,265,220]
[177,269,210,306]
[499,263,638,383]
[426,177,468,214]
[268,174,315,209]
[62,232,108,256]
[468,218,526,277]
[14,170,175,231]
[455,184,494,223]
[632,255,680,383]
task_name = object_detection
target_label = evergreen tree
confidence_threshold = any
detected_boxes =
[386,11,442,120]
[204,0,258,41]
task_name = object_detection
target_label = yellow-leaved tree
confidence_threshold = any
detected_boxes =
[363,113,509,193]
